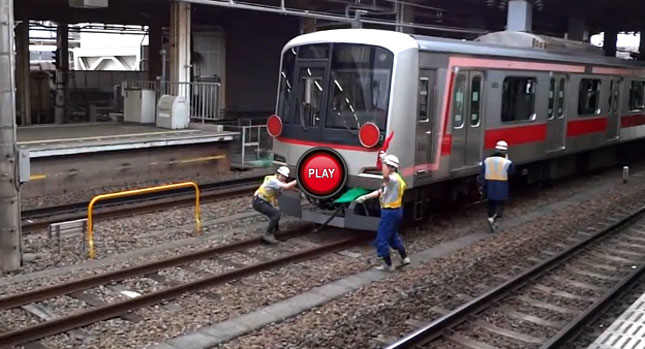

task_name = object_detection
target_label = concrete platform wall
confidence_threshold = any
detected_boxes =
[22,144,231,209]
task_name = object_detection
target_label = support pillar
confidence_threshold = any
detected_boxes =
[148,17,163,81]
[15,20,30,126]
[300,18,316,34]
[169,2,191,83]
[566,15,589,41]
[604,28,618,57]
[0,0,22,272]
[506,0,532,32]
[55,23,69,124]
[396,3,415,34]
[639,25,645,61]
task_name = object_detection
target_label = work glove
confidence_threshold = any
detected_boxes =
[355,195,367,203]
[378,151,386,162]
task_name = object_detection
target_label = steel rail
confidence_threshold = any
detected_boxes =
[540,263,645,348]
[22,176,265,232]
[0,224,313,310]
[385,205,645,349]
[0,233,368,348]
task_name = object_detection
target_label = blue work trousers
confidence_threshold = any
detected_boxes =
[376,207,406,258]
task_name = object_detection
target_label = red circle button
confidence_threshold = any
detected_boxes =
[267,115,283,137]
[298,150,346,198]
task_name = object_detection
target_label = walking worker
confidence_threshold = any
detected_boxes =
[252,166,298,244]
[356,153,410,271]
[479,140,515,233]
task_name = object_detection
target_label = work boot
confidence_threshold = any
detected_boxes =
[401,257,411,266]
[262,233,279,245]
[375,262,396,272]
[487,217,496,233]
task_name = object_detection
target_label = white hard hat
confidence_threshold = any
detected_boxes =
[277,166,290,177]
[384,154,399,168]
[495,140,508,152]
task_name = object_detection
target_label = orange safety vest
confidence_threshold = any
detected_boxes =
[380,172,406,209]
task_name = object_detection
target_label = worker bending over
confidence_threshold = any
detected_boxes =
[252,166,297,244]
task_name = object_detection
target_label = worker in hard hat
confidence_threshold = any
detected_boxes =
[252,166,298,244]
[479,140,515,233]
[356,153,410,271]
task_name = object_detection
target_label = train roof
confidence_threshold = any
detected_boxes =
[284,29,645,70]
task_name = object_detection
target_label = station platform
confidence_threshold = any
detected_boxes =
[17,122,243,209]
[587,291,645,349]
[17,122,237,158]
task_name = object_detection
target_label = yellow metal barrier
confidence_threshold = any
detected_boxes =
[87,181,201,259]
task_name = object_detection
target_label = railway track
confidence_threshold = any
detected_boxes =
[22,175,266,233]
[386,204,645,349]
[0,225,369,348]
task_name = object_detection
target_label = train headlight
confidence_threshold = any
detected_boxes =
[358,122,380,148]
[267,114,283,137]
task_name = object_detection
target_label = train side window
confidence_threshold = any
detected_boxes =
[611,79,620,114]
[419,78,430,122]
[501,77,536,123]
[557,77,566,118]
[548,78,555,120]
[452,74,466,128]
[578,79,601,115]
[629,81,644,111]
[470,76,482,126]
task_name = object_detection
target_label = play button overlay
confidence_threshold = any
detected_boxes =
[297,148,347,199]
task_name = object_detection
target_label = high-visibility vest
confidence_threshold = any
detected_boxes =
[381,172,406,209]
[255,175,278,205]
[484,156,512,181]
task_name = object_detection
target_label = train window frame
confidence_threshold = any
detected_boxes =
[452,73,467,129]
[548,78,556,120]
[418,77,431,123]
[629,80,645,112]
[557,77,566,119]
[469,75,482,127]
[577,78,602,116]
[501,76,537,124]
[610,78,620,114]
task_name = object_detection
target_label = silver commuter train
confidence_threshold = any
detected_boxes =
[267,29,645,230]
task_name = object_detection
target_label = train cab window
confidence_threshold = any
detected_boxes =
[419,78,430,122]
[578,79,601,115]
[629,81,644,111]
[548,78,556,120]
[557,78,566,118]
[297,68,324,127]
[501,77,536,122]
[325,45,393,132]
[452,74,466,128]
[278,48,297,124]
[470,76,482,126]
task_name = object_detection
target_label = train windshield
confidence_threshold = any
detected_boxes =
[277,43,394,145]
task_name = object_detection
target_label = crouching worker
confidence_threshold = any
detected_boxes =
[252,166,298,244]
[356,154,410,271]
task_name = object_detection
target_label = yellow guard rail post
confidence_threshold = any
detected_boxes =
[87,181,201,259]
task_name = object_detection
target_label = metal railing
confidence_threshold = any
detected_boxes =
[160,81,221,123]
[87,181,202,259]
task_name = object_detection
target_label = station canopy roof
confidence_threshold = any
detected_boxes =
[16,0,645,37]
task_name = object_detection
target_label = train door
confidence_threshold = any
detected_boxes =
[414,69,436,176]
[606,77,621,141]
[451,70,484,170]
[294,62,328,137]
[546,75,567,152]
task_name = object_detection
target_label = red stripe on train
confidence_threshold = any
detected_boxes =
[566,117,608,137]
[441,135,452,156]
[621,114,645,128]
[483,124,547,149]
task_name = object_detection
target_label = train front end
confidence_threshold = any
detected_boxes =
[266,29,419,230]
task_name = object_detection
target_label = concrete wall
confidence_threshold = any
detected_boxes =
[194,8,299,118]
